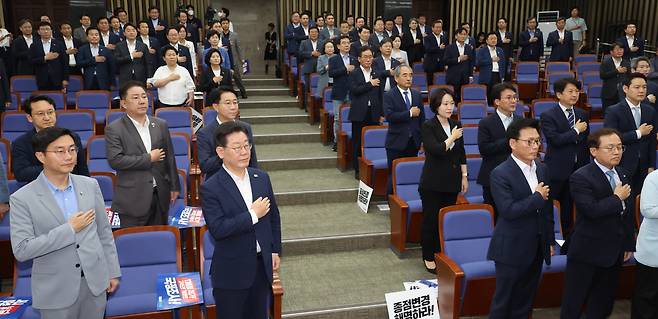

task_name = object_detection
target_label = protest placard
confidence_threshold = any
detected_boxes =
[385,288,439,319]
[0,297,32,319]
[156,272,203,310]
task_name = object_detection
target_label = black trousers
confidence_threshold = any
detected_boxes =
[488,241,544,319]
[119,187,166,227]
[386,137,420,194]
[549,178,573,236]
[214,254,271,319]
[486,73,502,104]
[560,257,622,319]
[351,118,378,172]
[419,189,458,261]
[482,185,499,223]
[632,261,658,319]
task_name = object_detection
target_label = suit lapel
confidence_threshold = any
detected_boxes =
[248,169,264,201]
[35,174,66,224]
[121,115,147,153]
[217,168,249,212]
[71,176,90,210]
[148,116,160,149]
[506,157,533,196]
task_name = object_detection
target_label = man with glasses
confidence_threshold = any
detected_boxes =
[487,117,555,318]
[11,95,89,182]
[197,87,258,179]
[560,128,635,318]
[105,81,180,227]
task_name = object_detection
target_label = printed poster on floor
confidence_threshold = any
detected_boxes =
[403,279,438,301]
[156,272,204,310]
[357,180,374,213]
[0,296,32,319]
[385,288,439,319]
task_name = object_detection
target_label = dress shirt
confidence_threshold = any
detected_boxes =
[101,32,110,46]
[63,36,76,66]
[43,172,79,221]
[90,45,99,57]
[149,65,196,105]
[24,35,33,47]
[558,103,581,134]
[433,33,442,46]
[496,109,513,130]
[488,45,499,72]
[457,43,465,56]
[41,39,52,56]
[594,159,625,212]
[127,114,156,186]
[328,28,335,37]
[511,154,538,194]
[625,98,643,139]
[383,56,392,91]
[151,19,159,28]
[419,25,427,35]
[627,36,635,49]
[528,29,536,39]
[498,30,506,41]
[140,35,150,48]
[637,171,658,267]
[311,40,318,51]
[181,40,197,76]
[341,53,350,67]
[303,26,309,36]
[566,17,587,41]
[398,86,414,118]
[222,163,261,253]
[441,121,454,149]
[395,24,403,35]
[613,57,622,69]
[361,66,372,85]
[558,30,565,40]
[411,30,417,41]
[376,32,384,42]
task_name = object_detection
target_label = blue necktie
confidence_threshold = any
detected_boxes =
[403,91,411,110]
[605,170,617,190]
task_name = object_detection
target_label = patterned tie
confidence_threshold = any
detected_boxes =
[566,108,575,128]
[605,170,617,190]
[403,91,411,110]
[632,107,641,128]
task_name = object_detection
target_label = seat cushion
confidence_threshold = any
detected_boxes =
[106,293,160,316]
[543,254,567,273]
[372,158,388,169]
[461,260,496,280]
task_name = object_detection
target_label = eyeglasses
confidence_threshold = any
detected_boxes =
[32,110,56,118]
[45,146,78,157]
[226,143,252,152]
[598,145,625,152]
[515,138,542,147]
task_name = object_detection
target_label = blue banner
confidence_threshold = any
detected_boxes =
[169,206,205,228]
[156,272,203,310]
[0,297,32,318]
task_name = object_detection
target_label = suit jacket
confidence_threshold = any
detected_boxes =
[476,46,507,85]
[315,54,332,98]
[299,39,323,75]
[328,53,358,100]
[476,113,522,186]
[487,157,555,267]
[348,28,360,43]
[401,28,424,64]
[383,88,425,150]
[158,44,194,79]
[28,38,70,89]
[99,32,121,47]
[76,44,116,90]
[115,40,152,85]
[9,174,121,309]
[11,129,89,182]
[368,32,388,55]
[200,167,281,289]
[197,118,257,178]
[547,30,573,62]
[137,36,161,77]
[221,31,244,71]
[284,24,301,56]
[443,43,475,86]
[105,115,180,219]
[518,29,544,62]
[604,100,657,174]
[184,21,201,44]
[10,35,34,75]
[495,31,513,63]
[292,26,309,56]
[419,117,466,192]
[540,105,590,181]
[569,162,636,267]
[349,40,375,60]
[600,55,631,99]
[198,66,233,94]
[372,56,401,95]
[319,27,339,43]
[73,27,88,44]
[0,60,9,109]
[348,67,383,123]
[423,33,449,73]
[147,19,168,44]
[616,35,644,60]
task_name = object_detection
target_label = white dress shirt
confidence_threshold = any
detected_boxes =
[149,65,196,105]
[499,30,506,41]
[496,109,513,130]
[627,36,635,49]
[626,98,644,139]
[140,35,151,48]
[398,86,415,119]
[181,40,197,76]
[613,57,622,69]
[127,40,136,56]
[24,35,33,47]
[457,43,465,56]
[558,30,565,40]
[434,33,442,46]
[441,122,454,149]
[127,115,156,187]
[341,53,350,67]
[62,36,76,66]
[101,32,110,45]
[488,45,499,72]
[41,39,52,56]
[303,26,309,36]
[511,154,539,193]
[361,66,372,82]
[222,164,261,253]
[383,56,392,91]
[395,24,403,35]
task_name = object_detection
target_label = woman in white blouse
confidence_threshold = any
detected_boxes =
[390,35,409,66]
[177,25,198,77]
[148,45,195,108]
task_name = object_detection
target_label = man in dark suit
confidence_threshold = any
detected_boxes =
[423,20,448,85]
[476,32,507,101]
[392,15,405,37]
[76,27,115,90]
[349,46,384,176]
[369,18,389,55]
[105,81,180,227]
[495,18,513,80]
[601,42,631,111]
[292,13,311,56]
[349,26,374,58]
[487,117,555,318]
[29,21,69,91]
[477,83,521,221]
[200,121,281,319]
[0,58,9,111]
[518,17,544,62]
[348,17,365,43]
[115,23,152,86]
[11,19,36,75]
[373,39,401,96]
[604,73,656,195]
[541,78,590,238]
[383,64,425,191]
[176,11,200,44]
[11,95,89,182]
[158,27,194,79]
[444,27,475,102]
[137,20,161,77]
[299,26,323,109]
[58,21,83,75]
[73,14,91,44]
[198,88,258,178]
[97,17,120,50]
[561,128,636,319]
[147,6,168,45]
[284,11,301,57]
[329,35,358,148]
[616,23,644,60]
[547,18,573,62]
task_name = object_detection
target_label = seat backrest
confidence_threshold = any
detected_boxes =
[424,104,435,120]
[170,133,191,173]
[576,62,600,79]
[574,54,597,64]
[546,62,571,74]
[155,107,193,139]
[86,135,114,174]
[12,260,33,296]
[1,111,33,143]
[0,138,10,175]
[362,126,388,161]
[34,91,67,110]
[310,73,320,88]
[532,99,558,119]
[340,105,351,127]
[462,126,478,146]
[76,91,111,110]
[323,87,333,112]
[433,72,446,85]
[589,120,604,133]
[56,110,95,147]
[582,71,602,87]
[412,73,427,90]
[516,62,539,75]
[587,83,602,98]
[202,108,217,126]
[553,202,563,240]
[393,158,424,202]
[106,110,126,125]
[459,102,487,121]
[200,228,215,297]
[91,173,115,206]
[440,205,494,265]
[466,157,482,183]
[10,76,38,98]
[461,85,487,104]
[412,62,424,73]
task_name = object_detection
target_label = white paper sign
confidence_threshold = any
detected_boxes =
[385,288,440,319]
[403,279,439,302]
[357,181,373,213]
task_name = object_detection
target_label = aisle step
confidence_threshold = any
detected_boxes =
[240,96,299,109]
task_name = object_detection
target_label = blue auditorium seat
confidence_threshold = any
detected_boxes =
[75,90,112,124]
[10,75,38,104]
[461,84,487,105]
[532,99,559,119]
[1,111,33,143]
[462,126,478,156]
[170,133,191,175]
[458,102,487,125]
[360,126,389,195]
[56,110,95,147]
[515,62,539,84]
[389,157,424,255]
[465,157,483,204]
[86,135,113,174]
[586,84,603,112]
[155,107,193,140]
[91,173,115,207]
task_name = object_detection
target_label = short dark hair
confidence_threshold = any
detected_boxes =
[338,35,351,43]
[394,14,403,19]
[556,17,566,23]
[379,38,392,47]
[429,88,455,114]
[206,29,220,40]
[138,20,150,28]
[59,21,72,29]
[358,46,373,57]
[177,24,188,33]
[208,87,237,105]
[119,81,146,100]
[432,20,443,28]
[374,17,384,25]
[587,128,622,149]
[309,26,319,33]
[506,118,540,141]
[611,41,625,50]
[491,82,517,101]
[25,95,55,115]
[215,121,249,147]
[346,14,354,19]
[166,26,179,35]
[85,26,99,36]
[316,15,324,21]
[97,17,109,24]
[110,16,120,23]
[356,16,365,23]
[497,17,507,24]
[80,14,91,20]
[177,10,188,18]
[32,127,76,153]
[18,19,32,28]
[554,77,581,93]
[148,6,160,13]
[454,27,467,35]
[460,21,470,27]
[37,21,52,29]
[123,23,136,31]
[622,72,647,87]
[359,25,371,33]
[219,17,230,24]
[526,16,537,23]
[220,7,230,16]
[115,7,127,15]
[161,44,178,57]
[389,34,402,43]
[486,31,498,39]
[204,48,224,66]
[625,22,636,29]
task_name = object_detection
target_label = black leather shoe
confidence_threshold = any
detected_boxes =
[331,143,337,152]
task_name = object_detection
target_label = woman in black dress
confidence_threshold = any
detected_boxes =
[199,48,233,104]
[264,22,277,74]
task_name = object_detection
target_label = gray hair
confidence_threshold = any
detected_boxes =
[631,56,652,71]
[392,65,412,77]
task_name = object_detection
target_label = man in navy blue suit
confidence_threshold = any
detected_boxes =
[158,27,194,79]
[97,17,120,50]
[518,17,543,62]
[329,35,358,149]
[476,33,507,101]
[600,42,631,111]
[197,88,258,179]
[477,83,522,222]
[495,18,513,80]
[200,121,281,319]
[76,27,115,90]
[349,46,384,176]
[487,118,555,318]
[350,26,374,59]
[147,6,168,45]
[604,73,656,195]
[423,20,448,86]
[383,64,424,192]
[372,39,401,96]
[29,21,69,91]
[284,11,301,57]
[546,18,573,62]
[443,27,475,102]
[540,78,590,238]
[616,23,644,60]
[560,128,636,319]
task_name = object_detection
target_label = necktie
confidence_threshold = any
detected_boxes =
[403,91,411,110]
[566,108,575,128]
[632,107,641,128]
[605,170,617,190]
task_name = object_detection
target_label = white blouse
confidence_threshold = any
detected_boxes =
[149,65,195,105]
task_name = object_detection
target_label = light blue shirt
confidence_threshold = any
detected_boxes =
[42,39,52,56]
[593,159,624,211]
[638,170,658,267]
[42,173,79,221]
